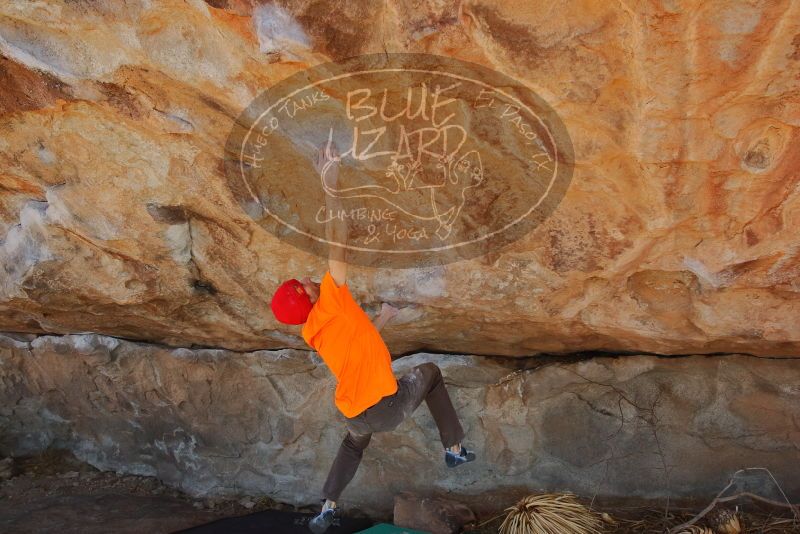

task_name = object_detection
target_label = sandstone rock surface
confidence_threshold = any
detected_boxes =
[1,333,798,516]
[0,1,798,356]
[394,492,476,534]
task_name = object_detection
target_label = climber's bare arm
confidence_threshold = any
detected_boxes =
[372,303,399,333]
[315,143,348,287]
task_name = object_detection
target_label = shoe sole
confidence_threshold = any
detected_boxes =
[446,454,476,468]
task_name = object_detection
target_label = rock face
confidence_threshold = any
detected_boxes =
[394,492,477,534]
[0,1,798,356]
[2,333,798,516]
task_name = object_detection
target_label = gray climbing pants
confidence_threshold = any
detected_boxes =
[321,362,465,502]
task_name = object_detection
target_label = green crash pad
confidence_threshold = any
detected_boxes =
[356,524,430,534]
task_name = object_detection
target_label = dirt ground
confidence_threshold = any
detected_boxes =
[465,501,800,533]
[0,449,329,533]
[0,449,797,533]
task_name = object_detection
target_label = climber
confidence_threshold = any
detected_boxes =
[269,141,476,534]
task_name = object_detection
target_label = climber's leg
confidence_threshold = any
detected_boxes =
[321,430,372,502]
[400,362,465,449]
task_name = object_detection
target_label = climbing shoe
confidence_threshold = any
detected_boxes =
[308,504,338,533]
[445,445,476,468]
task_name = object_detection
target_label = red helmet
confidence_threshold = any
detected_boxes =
[270,279,313,325]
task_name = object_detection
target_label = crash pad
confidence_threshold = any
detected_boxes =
[356,524,430,534]
[171,508,374,534]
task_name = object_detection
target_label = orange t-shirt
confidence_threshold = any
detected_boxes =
[301,271,398,418]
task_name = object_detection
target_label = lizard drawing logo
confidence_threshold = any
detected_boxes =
[318,130,484,240]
